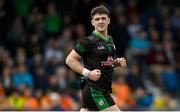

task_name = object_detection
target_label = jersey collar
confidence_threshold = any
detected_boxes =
[93,31,109,42]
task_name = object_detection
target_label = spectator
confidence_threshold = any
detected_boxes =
[44,3,61,37]
[135,87,153,110]
[126,62,145,91]
[23,87,39,110]
[112,75,130,110]
[161,66,179,94]
[171,6,180,29]
[0,66,13,95]
[11,64,34,89]
[113,14,130,57]
[152,92,178,110]
[12,0,34,19]
[8,89,24,110]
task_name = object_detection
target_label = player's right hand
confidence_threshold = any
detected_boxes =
[88,69,101,81]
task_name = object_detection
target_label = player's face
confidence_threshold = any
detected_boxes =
[91,14,110,32]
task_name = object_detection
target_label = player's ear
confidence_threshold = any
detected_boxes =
[91,19,95,26]
[108,18,110,24]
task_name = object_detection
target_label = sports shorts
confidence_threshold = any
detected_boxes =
[81,82,115,111]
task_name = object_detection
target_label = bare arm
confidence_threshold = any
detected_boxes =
[66,50,101,81]
[65,50,84,75]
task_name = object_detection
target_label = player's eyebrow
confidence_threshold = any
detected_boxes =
[94,17,107,21]
[101,17,106,20]
[95,18,100,21]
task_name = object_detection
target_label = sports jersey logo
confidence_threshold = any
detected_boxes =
[105,44,113,52]
[98,100,104,106]
[101,56,114,66]
[98,45,105,50]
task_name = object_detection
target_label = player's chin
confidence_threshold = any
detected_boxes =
[98,28,106,32]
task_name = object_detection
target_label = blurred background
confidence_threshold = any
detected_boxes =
[0,0,179,111]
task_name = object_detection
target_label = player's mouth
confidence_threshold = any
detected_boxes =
[98,25,105,28]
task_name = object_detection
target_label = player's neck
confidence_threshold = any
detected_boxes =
[94,30,108,38]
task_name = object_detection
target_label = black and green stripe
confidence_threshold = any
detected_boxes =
[76,43,86,53]
[90,86,110,110]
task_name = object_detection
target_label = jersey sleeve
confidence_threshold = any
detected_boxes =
[74,37,91,57]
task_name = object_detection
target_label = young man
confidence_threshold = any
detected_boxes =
[66,5,126,111]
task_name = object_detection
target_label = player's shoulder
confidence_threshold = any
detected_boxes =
[80,34,98,43]
[108,35,114,42]
[108,35,113,39]
[78,36,93,45]
[88,34,100,42]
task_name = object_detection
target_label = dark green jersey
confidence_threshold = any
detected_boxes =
[74,31,116,93]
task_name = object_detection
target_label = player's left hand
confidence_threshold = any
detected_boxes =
[114,57,126,67]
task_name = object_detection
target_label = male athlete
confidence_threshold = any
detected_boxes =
[66,5,126,111]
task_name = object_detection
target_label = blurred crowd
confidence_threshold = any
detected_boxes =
[0,0,179,111]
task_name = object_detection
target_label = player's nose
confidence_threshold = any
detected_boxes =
[99,19,103,23]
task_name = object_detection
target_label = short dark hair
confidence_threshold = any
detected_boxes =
[91,5,109,18]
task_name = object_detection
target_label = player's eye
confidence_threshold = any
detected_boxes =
[95,18,100,21]
[101,17,106,20]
